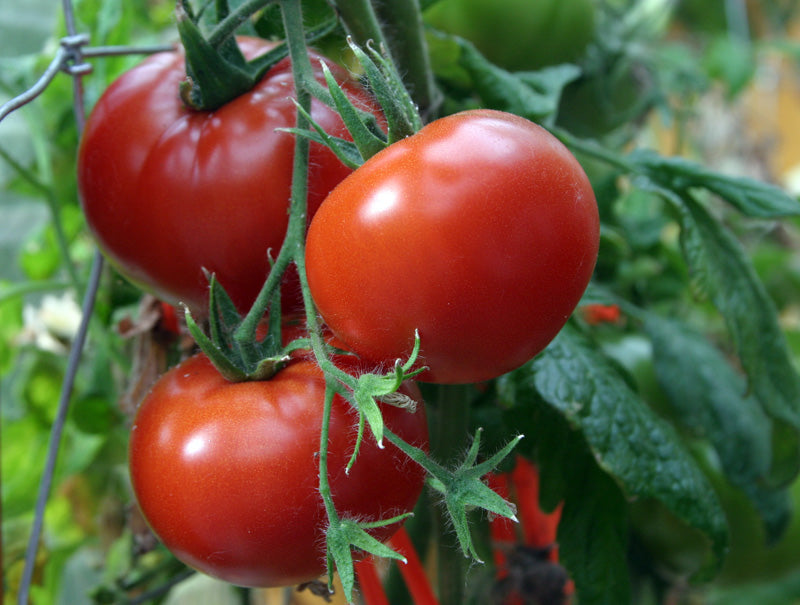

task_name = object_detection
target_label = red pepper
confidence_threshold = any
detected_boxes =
[388,526,439,605]
[355,556,390,605]
[580,303,622,325]
[487,456,572,604]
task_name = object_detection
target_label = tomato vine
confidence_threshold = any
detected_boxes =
[7,1,800,604]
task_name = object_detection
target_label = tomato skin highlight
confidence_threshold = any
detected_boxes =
[128,354,428,587]
[305,109,599,384]
[78,37,381,315]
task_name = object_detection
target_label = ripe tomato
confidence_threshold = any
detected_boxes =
[128,353,428,587]
[305,110,599,384]
[78,37,381,315]
[424,0,596,72]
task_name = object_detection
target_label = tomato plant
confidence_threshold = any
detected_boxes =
[77,36,381,315]
[305,109,599,384]
[128,352,429,588]
[9,1,800,604]
[423,0,596,71]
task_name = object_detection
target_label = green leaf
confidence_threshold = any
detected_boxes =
[185,308,247,382]
[206,272,242,349]
[494,390,631,605]
[558,456,631,605]
[441,33,581,124]
[645,314,772,483]
[1,414,48,517]
[281,118,365,170]
[630,149,800,218]
[519,324,729,568]
[386,428,520,561]
[704,34,756,98]
[645,313,792,540]
[672,191,800,482]
[351,346,425,448]
[707,571,800,605]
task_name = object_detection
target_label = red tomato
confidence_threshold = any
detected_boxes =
[78,37,381,315]
[128,354,428,587]
[305,109,599,384]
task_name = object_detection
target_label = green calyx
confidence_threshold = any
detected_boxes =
[176,0,337,112]
[285,38,424,167]
[185,274,291,382]
[177,11,258,111]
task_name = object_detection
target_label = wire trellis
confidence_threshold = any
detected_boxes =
[1,1,172,603]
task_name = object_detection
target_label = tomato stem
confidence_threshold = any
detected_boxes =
[207,0,277,48]
[428,384,472,604]
[233,0,317,358]
[329,0,387,59]
[372,0,440,118]
[551,126,635,173]
[317,383,341,525]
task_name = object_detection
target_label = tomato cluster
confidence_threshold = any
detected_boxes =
[80,32,598,591]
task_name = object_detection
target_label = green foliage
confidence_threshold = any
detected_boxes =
[5,0,800,603]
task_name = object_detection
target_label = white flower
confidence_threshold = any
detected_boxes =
[17,291,83,354]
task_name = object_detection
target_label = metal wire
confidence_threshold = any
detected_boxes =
[16,252,104,605]
[3,1,175,602]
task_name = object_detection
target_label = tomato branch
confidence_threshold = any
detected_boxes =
[329,0,387,57]
[372,0,440,117]
[207,0,277,47]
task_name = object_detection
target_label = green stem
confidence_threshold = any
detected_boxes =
[318,383,341,524]
[551,126,635,173]
[372,0,440,118]
[208,0,278,47]
[274,0,357,570]
[278,0,355,385]
[0,280,71,304]
[330,0,387,52]
[234,0,318,355]
[429,384,472,605]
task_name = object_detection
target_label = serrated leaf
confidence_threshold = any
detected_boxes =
[673,192,800,480]
[450,35,580,124]
[493,392,631,605]
[630,149,800,218]
[558,458,631,605]
[645,313,793,539]
[521,324,728,567]
[645,314,772,482]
